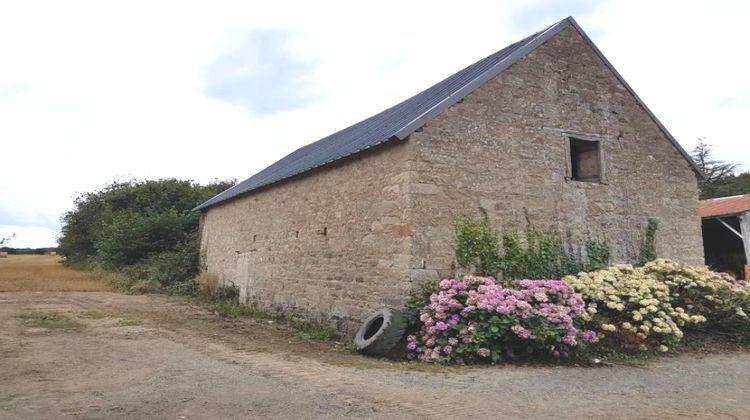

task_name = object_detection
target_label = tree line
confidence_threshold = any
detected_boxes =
[690,139,749,199]
[57,178,234,290]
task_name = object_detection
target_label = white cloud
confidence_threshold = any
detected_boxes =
[0,0,747,249]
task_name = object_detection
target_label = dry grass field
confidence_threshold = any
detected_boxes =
[0,255,111,292]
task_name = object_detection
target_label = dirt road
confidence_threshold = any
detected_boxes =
[1,291,749,419]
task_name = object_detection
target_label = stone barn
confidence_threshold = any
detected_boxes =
[196,17,703,333]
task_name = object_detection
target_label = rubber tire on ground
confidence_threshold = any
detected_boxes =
[354,308,407,357]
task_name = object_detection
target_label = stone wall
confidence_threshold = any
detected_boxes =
[200,141,420,334]
[406,26,704,278]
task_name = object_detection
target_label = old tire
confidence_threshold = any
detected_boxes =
[354,308,406,357]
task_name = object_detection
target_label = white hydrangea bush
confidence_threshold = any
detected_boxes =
[564,260,750,352]
[643,259,750,326]
[563,264,703,351]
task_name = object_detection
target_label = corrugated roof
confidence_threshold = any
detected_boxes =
[196,16,701,211]
[699,194,750,218]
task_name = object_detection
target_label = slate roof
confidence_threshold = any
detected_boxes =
[699,194,750,218]
[196,16,701,211]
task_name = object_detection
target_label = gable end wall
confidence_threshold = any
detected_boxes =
[407,26,703,275]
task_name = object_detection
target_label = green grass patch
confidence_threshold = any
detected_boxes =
[18,310,84,331]
[292,319,338,341]
[596,350,657,367]
[116,318,143,327]
[80,309,112,319]
[211,301,275,319]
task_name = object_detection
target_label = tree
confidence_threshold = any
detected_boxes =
[58,178,234,286]
[0,233,14,246]
[690,139,746,199]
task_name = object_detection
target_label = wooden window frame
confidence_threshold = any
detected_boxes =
[563,132,607,184]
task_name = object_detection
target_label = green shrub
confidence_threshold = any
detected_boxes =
[638,218,659,265]
[211,301,272,318]
[167,279,199,296]
[586,239,610,271]
[97,210,198,270]
[212,284,240,303]
[454,217,501,276]
[501,230,581,280]
[454,217,610,280]
[58,178,234,288]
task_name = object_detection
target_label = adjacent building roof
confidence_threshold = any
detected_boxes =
[699,194,750,218]
[196,16,701,211]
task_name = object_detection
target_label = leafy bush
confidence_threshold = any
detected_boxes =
[97,210,198,269]
[643,259,750,337]
[586,239,610,271]
[563,265,701,352]
[638,218,659,265]
[454,217,610,280]
[501,230,588,280]
[564,259,750,351]
[58,178,234,291]
[454,217,501,276]
[406,276,598,363]
[119,236,200,287]
[212,284,240,303]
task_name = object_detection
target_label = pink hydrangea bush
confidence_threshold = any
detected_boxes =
[407,276,598,363]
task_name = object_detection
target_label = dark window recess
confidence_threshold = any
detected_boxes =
[569,137,601,182]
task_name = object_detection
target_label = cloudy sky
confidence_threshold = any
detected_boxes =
[1,0,748,248]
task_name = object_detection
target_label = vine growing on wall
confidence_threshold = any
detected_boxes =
[638,218,659,265]
[454,217,502,276]
[586,239,610,271]
[454,216,611,280]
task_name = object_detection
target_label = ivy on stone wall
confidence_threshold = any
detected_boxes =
[454,217,502,277]
[638,218,659,265]
[454,217,611,280]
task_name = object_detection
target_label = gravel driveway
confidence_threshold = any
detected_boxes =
[1,292,749,419]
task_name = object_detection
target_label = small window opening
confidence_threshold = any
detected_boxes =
[569,137,601,182]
